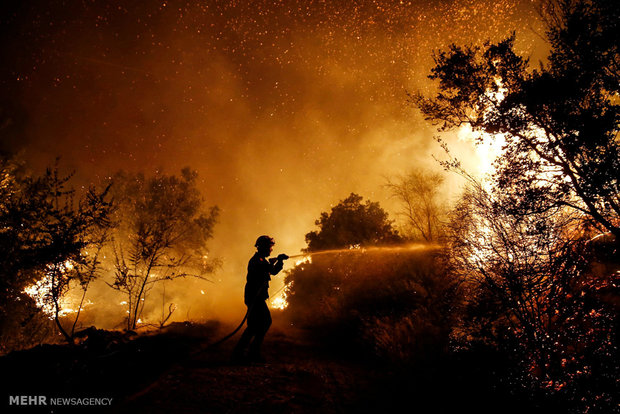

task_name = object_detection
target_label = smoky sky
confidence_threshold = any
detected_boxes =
[1,0,547,322]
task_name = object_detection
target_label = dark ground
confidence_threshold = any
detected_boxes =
[1,315,533,414]
[119,326,385,414]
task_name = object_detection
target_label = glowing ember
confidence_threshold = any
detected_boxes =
[269,282,293,310]
[269,295,288,310]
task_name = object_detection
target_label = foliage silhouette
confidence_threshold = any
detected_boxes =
[285,193,459,364]
[414,1,619,410]
[0,158,113,346]
[446,176,618,412]
[108,168,219,330]
[305,193,401,252]
[414,0,619,240]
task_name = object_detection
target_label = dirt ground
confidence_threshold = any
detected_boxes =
[117,324,389,414]
[2,315,522,414]
[2,317,408,414]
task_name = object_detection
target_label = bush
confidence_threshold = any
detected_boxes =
[284,246,461,364]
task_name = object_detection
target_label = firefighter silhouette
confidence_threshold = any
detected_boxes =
[233,235,288,362]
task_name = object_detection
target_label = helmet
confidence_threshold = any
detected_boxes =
[255,235,275,248]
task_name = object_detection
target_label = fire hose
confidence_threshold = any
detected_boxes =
[193,255,289,354]
[196,286,262,351]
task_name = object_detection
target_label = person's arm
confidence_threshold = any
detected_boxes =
[269,254,289,275]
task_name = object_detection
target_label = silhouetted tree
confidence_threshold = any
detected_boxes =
[415,0,619,241]
[386,169,448,242]
[108,168,219,330]
[0,158,113,345]
[414,1,619,409]
[285,194,459,363]
[68,225,110,338]
[305,193,401,252]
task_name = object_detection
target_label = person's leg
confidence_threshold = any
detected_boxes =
[248,301,272,361]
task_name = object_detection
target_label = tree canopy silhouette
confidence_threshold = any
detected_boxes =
[0,158,112,345]
[304,193,401,252]
[414,1,619,410]
[415,0,619,240]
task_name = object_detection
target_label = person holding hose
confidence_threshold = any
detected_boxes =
[232,235,288,363]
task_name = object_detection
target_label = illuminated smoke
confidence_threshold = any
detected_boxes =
[3,0,548,325]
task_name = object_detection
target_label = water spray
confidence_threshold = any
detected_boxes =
[286,243,439,260]
[196,243,440,353]
[269,243,440,308]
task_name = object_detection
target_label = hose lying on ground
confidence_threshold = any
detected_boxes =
[192,280,267,355]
